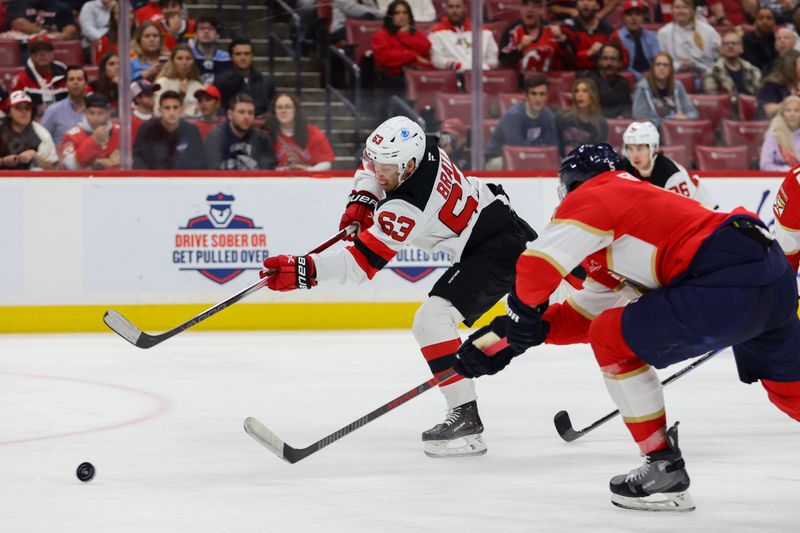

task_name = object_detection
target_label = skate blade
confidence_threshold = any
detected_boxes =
[423,434,487,458]
[611,490,696,512]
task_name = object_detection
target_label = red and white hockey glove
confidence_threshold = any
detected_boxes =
[261,255,317,291]
[339,190,378,241]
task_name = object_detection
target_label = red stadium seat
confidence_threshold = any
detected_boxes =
[0,66,22,92]
[738,95,757,121]
[694,145,749,171]
[674,71,695,93]
[558,91,572,108]
[317,0,332,31]
[484,21,507,45]
[53,40,83,66]
[405,70,459,113]
[434,92,490,125]
[503,145,560,171]
[498,92,524,115]
[464,69,518,94]
[642,23,663,32]
[0,40,20,67]
[721,119,769,167]
[346,19,382,65]
[659,145,690,168]
[416,21,434,34]
[607,118,634,151]
[688,93,733,130]
[485,0,522,23]
[84,65,99,82]
[618,70,636,92]
[480,118,500,150]
[660,119,715,148]
[539,71,575,106]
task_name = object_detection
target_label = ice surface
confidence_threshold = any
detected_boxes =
[0,331,797,532]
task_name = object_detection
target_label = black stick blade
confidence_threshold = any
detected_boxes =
[553,410,581,442]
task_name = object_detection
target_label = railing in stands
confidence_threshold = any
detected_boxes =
[325,45,361,164]
[267,0,302,97]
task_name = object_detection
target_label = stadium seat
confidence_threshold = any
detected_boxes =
[405,70,459,113]
[480,119,500,150]
[498,92,524,115]
[53,40,83,66]
[660,119,715,148]
[0,40,20,67]
[0,66,22,92]
[540,71,575,106]
[694,145,749,171]
[464,69,518,94]
[345,19,382,65]
[84,65,99,82]
[688,93,734,130]
[659,144,690,168]
[618,70,636,92]
[738,95,757,121]
[416,21,434,34]
[558,91,572,108]
[434,92,490,125]
[316,0,332,32]
[674,71,695,93]
[721,119,769,168]
[607,118,634,151]
[503,145,560,171]
[485,0,522,23]
[485,21,507,45]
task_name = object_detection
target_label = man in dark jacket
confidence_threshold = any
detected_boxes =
[585,42,632,118]
[133,90,206,169]
[215,38,274,116]
[205,93,275,170]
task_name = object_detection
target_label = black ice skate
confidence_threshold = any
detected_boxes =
[610,422,695,512]
[421,400,487,458]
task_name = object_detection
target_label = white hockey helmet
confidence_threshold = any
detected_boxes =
[363,116,426,180]
[622,121,660,160]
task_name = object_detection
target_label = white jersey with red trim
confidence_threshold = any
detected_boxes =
[314,142,511,284]
[773,164,800,273]
[624,153,718,209]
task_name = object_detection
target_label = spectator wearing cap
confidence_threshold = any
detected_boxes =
[155,0,196,51]
[0,91,58,170]
[154,43,205,118]
[611,0,660,80]
[131,79,160,141]
[90,52,120,116]
[189,15,232,86]
[79,0,116,49]
[205,93,276,170]
[498,0,572,72]
[5,0,78,40]
[216,38,275,116]
[437,118,471,170]
[702,31,761,98]
[59,93,120,170]
[585,41,632,118]
[743,8,777,75]
[191,85,224,139]
[40,65,87,145]
[12,36,67,113]
[429,0,499,72]
[265,92,335,171]
[133,90,206,169]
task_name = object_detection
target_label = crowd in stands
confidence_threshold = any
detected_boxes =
[5,0,800,172]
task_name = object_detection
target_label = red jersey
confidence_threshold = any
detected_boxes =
[274,125,335,168]
[516,171,754,343]
[561,18,617,71]
[773,165,800,272]
[371,28,432,77]
[60,122,121,170]
[135,2,161,24]
[499,22,567,72]
[191,116,224,139]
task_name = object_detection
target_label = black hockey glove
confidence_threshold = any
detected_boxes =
[454,317,522,378]
[504,287,550,353]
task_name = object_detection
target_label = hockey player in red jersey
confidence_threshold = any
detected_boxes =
[773,165,800,272]
[456,144,800,511]
[260,116,536,458]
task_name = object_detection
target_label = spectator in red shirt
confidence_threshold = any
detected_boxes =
[561,0,617,71]
[136,0,161,24]
[155,0,196,51]
[12,35,67,114]
[498,0,572,72]
[266,93,335,171]
[371,0,432,80]
[60,93,120,170]
[191,85,224,139]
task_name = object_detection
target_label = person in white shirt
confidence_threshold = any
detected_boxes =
[377,0,437,22]
[657,0,720,80]
[428,0,499,71]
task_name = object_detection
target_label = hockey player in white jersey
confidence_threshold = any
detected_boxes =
[260,116,537,457]
[621,121,718,209]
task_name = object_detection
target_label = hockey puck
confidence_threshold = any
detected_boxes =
[76,462,95,482]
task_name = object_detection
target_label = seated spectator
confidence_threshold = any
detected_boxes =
[154,0,196,51]
[429,0,499,72]
[761,0,794,25]
[632,51,698,127]
[561,0,618,71]
[585,42,632,118]
[657,0,720,79]
[556,77,608,154]
[499,0,571,72]
[5,0,78,40]
[266,93,335,171]
[154,43,205,118]
[743,7,777,75]
[761,95,800,171]
[437,117,470,170]
[702,31,761,98]
[0,91,58,170]
[13,36,67,115]
[60,93,120,170]
[216,38,275,117]
[485,75,558,170]
[612,0,660,80]
[92,0,132,62]
[762,27,799,77]
[133,90,206,169]
[189,15,231,85]
[706,0,747,27]
[757,50,800,119]
[40,65,86,145]
[131,20,169,82]
[131,79,159,141]
[90,52,120,116]
[377,0,437,22]
[79,0,115,50]
[330,0,384,43]
[371,0,432,86]
[206,93,275,170]
[191,85,224,139]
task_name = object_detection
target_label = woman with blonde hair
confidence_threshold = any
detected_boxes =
[760,95,800,171]
[154,43,205,118]
[632,51,698,128]
[131,20,168,82]
[556,78,608,155]
[657,0,720,79]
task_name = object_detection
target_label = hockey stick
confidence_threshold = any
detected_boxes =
[553,347,724,442]
[103,225,357,349]
[244,333,507,463]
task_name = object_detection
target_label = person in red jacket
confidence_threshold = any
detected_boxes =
[371,0,432,82]
[59,93,120,170]
[560,0,618,71]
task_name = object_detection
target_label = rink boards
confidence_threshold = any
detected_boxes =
[0,172,784,333]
